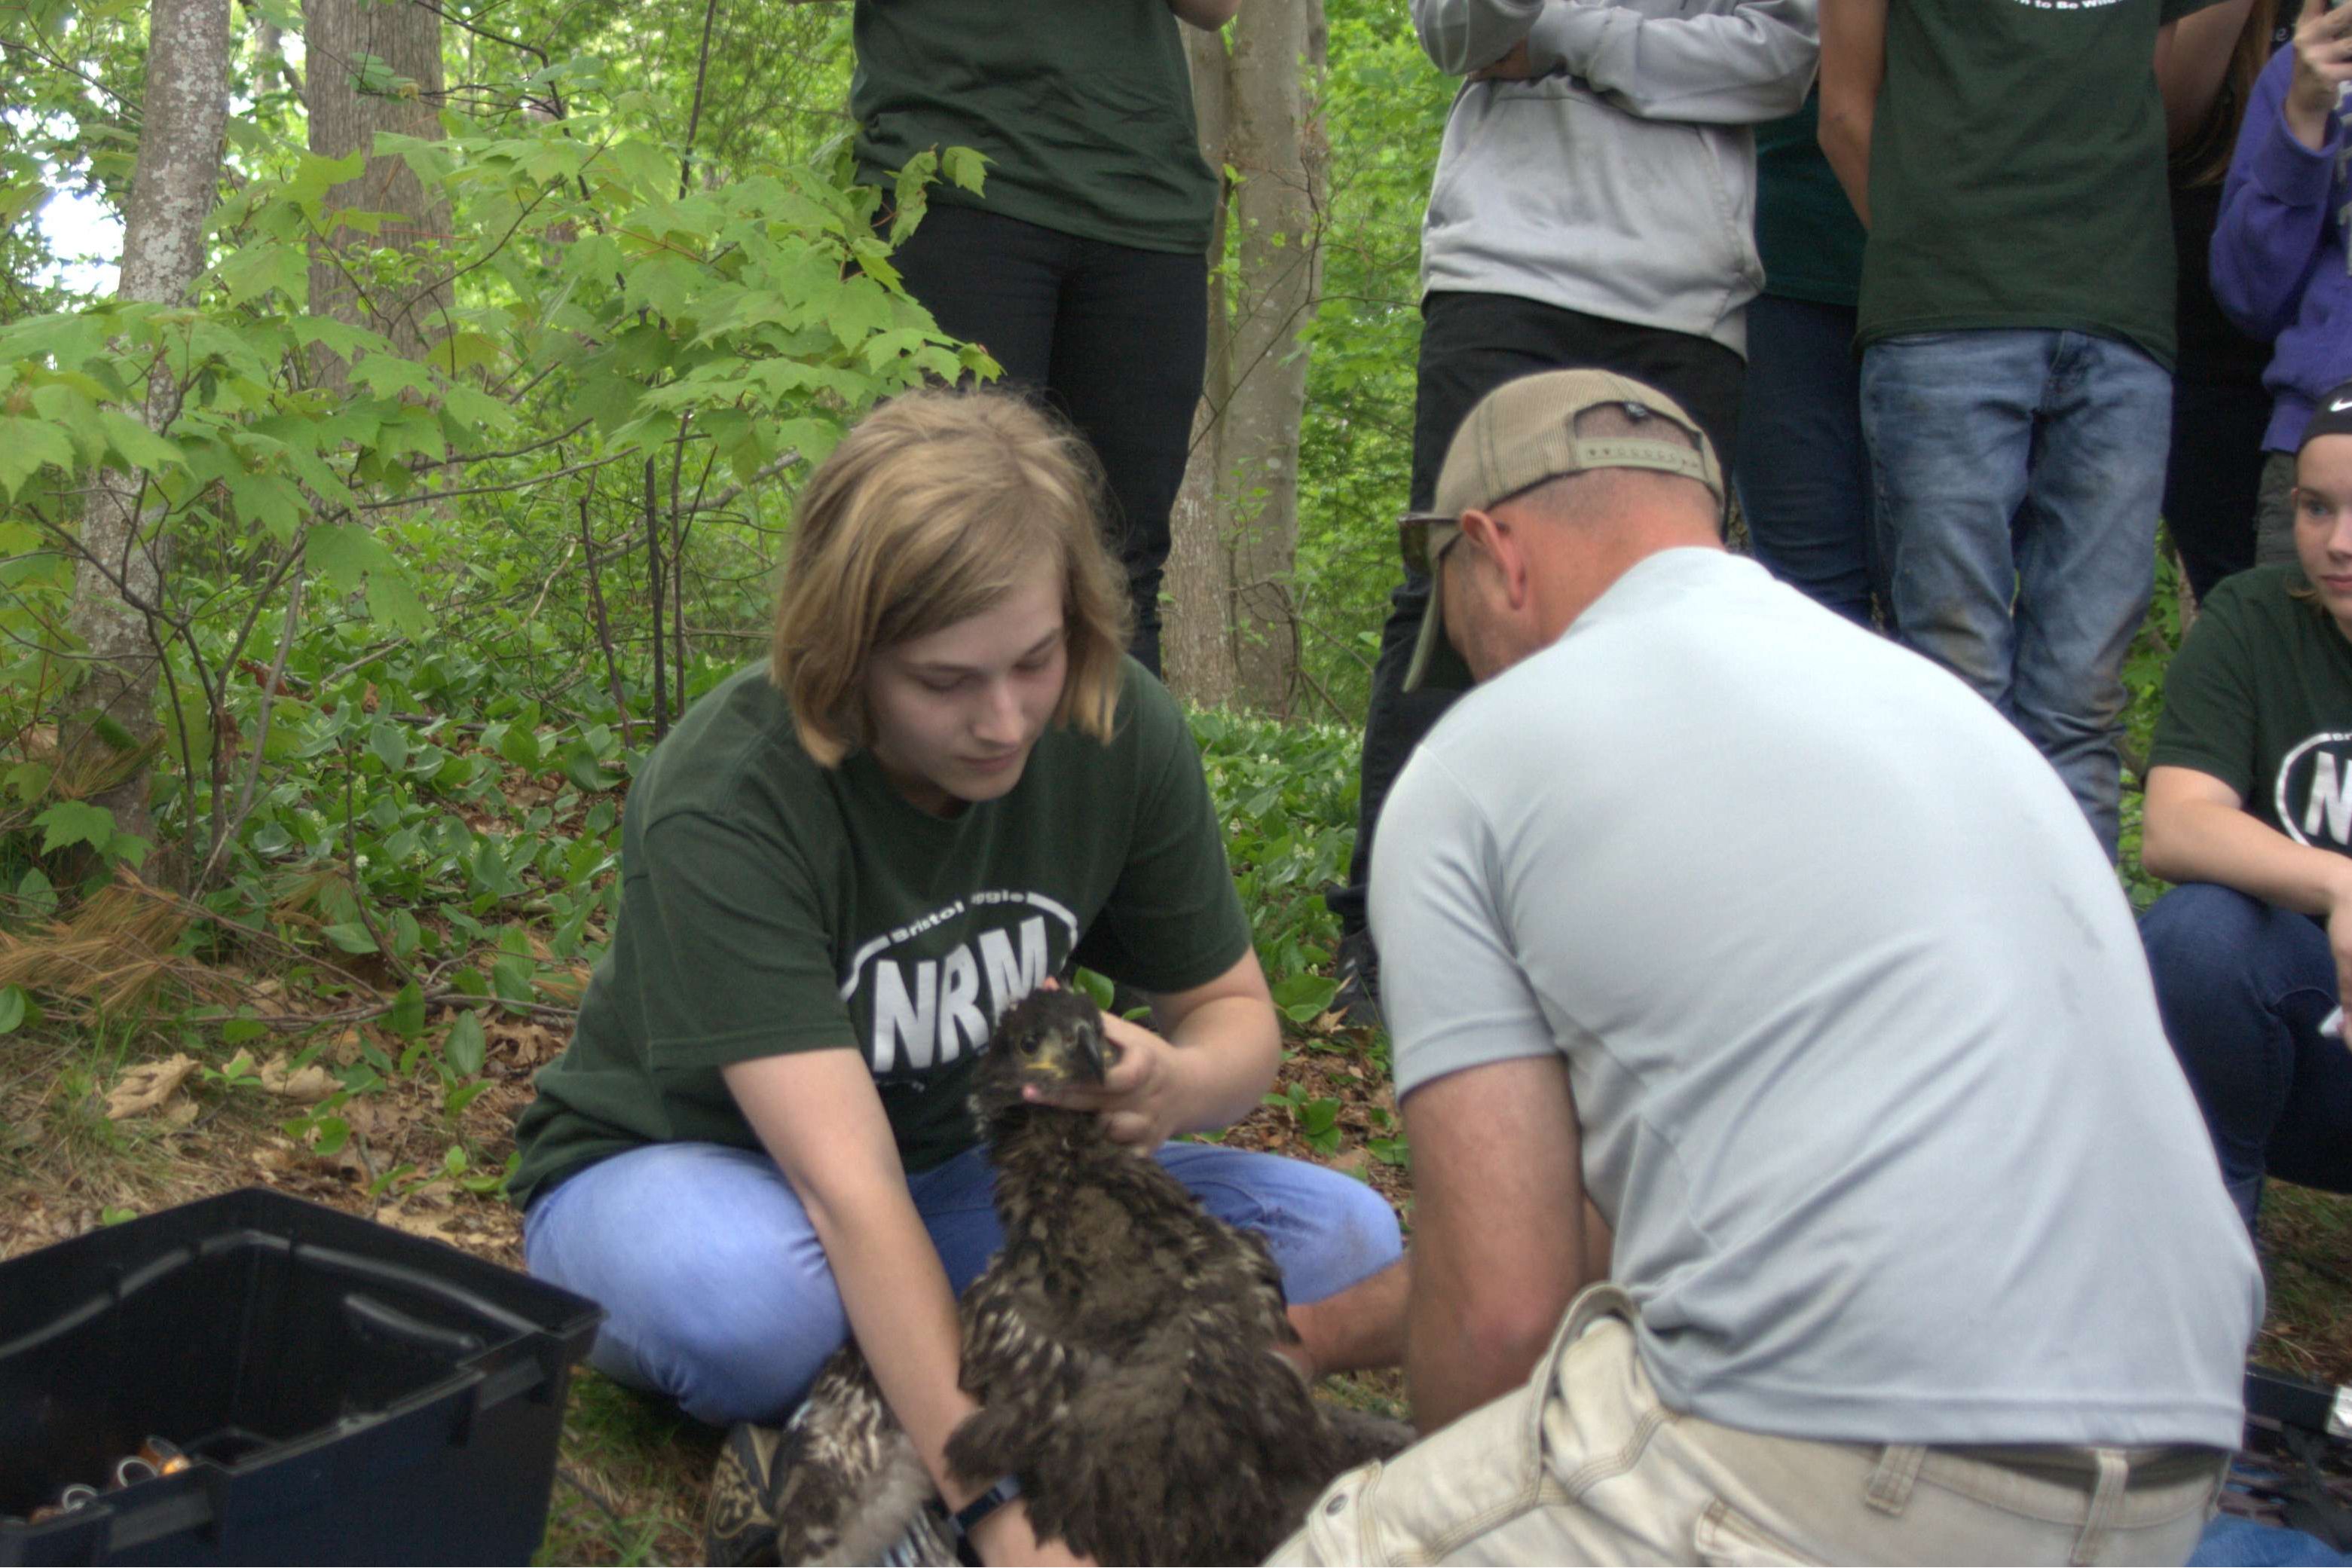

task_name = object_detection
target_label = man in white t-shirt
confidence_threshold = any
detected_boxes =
[1270,369,2262,1566]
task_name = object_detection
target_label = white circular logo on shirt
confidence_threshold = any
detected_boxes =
[2275,731,2352,848]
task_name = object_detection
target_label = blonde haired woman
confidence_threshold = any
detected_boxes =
[511,389,1405,1563]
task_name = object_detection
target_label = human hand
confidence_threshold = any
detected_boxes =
[1026,1008,1188,1148]
[2287,0,2352,148]
[968,1499,1097,1567]
[1470,38,1535,81]
[2326,888,2352,1034]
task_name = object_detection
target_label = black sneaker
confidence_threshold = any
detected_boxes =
[705,1421,785,1566]
[1332,925,1382,1030]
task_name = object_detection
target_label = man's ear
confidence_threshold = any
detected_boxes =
[1458,506,1532,609]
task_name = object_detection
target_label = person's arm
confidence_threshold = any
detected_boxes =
[2155,0,2256,151]
[1413,0,1546,76]
[2142,764,2352,999]
[2212,29,2341,338]
[1399,1056,1590,1432]
[1165,0,1240,27]
[1817,0,1885,226]
[1500,0,1818,124]
[1033,948,1280,1146]
[723,1050,1087,1567]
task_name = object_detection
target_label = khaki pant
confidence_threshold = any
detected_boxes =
[1268,1286,2225,1566]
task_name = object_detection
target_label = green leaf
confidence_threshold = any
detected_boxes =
[289,148,365,203]
[323,921,378,954]
[96,410,185,472]
[826,276,895,352]
[307,521,397,593]
[369,720,409,771]
[5,762,50,803]
[387,980,427,1040]
[1071,967,1116,1011]
[1270,973,1339,1023]
[491,952,535,1005]
[33,799,113,854]
[428,332,503,374]
[443,1010,487,1079]
[312,1115,350,1157]
[497,723,541,770]
[307,523,431,637]
[14,867,55,918]
[443,1078,494,1117]
[940,146,989,194]
[213,240,308,307]
[0,986,26,1035]
[0,417,76,499]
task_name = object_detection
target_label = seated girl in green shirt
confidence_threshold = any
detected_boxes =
[2139,384,2352,1228]
[511,387,1405,1564]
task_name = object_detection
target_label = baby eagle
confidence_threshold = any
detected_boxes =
[757,987,1407,1566]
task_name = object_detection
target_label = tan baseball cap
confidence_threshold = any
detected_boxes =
[1402,369,1723,691]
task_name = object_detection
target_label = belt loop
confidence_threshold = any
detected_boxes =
[1864,1444,1925,1515]
[2070,1447,2130,1566]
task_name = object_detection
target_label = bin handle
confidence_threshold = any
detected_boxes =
[342,1291,488,1360]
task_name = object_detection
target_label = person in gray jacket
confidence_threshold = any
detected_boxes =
[1326,0,1817,1025]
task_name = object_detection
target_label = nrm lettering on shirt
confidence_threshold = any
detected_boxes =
[2305,751,2352,845]
[867,915,1053,1074]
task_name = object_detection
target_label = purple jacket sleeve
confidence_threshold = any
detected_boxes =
[2211,49,2344,343]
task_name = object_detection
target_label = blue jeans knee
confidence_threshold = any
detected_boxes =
[2140,883,2338,1223]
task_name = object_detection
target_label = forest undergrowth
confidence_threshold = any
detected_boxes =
[0,543,2346,1562]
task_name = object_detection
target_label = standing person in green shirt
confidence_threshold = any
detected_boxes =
[1819,0,2228,860]
[840,0,1237,679]
[510,389,1406,1566]
[2138,387,2352,1230]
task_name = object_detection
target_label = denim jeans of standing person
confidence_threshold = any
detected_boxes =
[2139,882,2352,1226]
[889,202,1207,678]
[521,1139,1405,1426]
[1735,293,1882,628]
[1326,291,1744,946]
[1861,329,2171,859]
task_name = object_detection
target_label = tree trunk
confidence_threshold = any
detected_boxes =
[1161,2,1326,714]
[304,0,451,373]
[1164,23,1238,707]
[64,0,234,851]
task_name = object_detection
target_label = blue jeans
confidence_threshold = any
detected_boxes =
[1735,294,1883,629]
[2139,882,2352,1225]
[522,1140,1405,1425]
[1861,330,2170,859]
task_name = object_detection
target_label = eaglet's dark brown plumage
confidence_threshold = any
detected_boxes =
[760,987,1409,1567]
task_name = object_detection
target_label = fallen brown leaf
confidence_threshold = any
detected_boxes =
[255,1054,338,1104]
[106,1055,199,1120]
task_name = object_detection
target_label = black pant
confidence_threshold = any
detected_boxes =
[888,201,1208,677]
[2164,377,2271,603]
[1327,291,1745,932]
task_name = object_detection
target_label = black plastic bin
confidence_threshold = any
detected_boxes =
[0,1187,602,1566]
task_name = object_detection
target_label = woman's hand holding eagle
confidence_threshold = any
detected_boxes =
[1023,1009,1195,1150]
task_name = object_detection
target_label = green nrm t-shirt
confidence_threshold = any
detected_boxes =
[2152,565,2352,847]
[851,0,1218,255]
[1858,0,2222,369]
[509,659,1253,1207]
